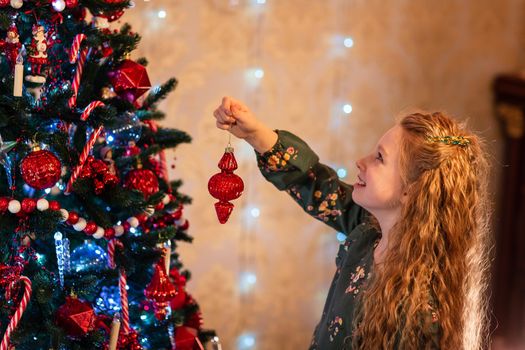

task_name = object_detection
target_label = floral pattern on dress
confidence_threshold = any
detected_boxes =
[258,145,299,172]
[345,265,367,295]
[304,190,343,222]
[328,316,343,342]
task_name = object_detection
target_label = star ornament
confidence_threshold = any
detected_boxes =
[108,59,151,104]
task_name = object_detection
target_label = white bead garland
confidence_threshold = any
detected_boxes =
[8,200,21,214]
[73,218,87,231]
[37,199,49,211]
[93,226,104,239]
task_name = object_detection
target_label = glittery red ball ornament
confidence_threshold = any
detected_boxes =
[49,200,61,211]
[208,147,244,224]
[108,59,151,104]
[125,168,159,199]
[0,0,9,7]
[65,0,78,7]
[104,227,115,239]
[20,149,61,190]
[144,261,177,320]
[55,296,96,338]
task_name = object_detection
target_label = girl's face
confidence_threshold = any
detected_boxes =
[352,125,405,214]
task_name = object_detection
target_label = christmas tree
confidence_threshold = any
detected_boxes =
[0,1,215,349]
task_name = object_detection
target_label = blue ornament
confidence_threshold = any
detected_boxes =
[70,240,108,273]
[94,285,121,315]
[106,112,142,146]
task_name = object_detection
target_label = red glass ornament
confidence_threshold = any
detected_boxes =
[65,0,78,7]
[208,147,244,224]
[21,198,36,213]
[55,296,96,338]
[108,59,151,104]
[20,149,62,190]
[144,261,177,320]
[124,168,159,199]
[174,326,204,350]
[0,0,9,6]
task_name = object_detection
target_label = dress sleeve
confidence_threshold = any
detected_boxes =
[256,130,366,234]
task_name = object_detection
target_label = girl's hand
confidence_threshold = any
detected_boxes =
[213,96,278,153]
[213,96,263,140]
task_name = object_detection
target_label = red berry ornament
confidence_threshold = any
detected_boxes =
[124,167,159,199]
[20,148,62,190]
[65,0,78,8]
[208,147,244,224]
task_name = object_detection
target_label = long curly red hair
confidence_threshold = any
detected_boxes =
[352,112,492,349]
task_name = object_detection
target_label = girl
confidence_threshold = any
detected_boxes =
[213,97,492,349]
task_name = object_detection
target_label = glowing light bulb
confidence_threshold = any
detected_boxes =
[337,168,347,179]
[344,37,354,48]
[158,10,167,18]
[250,207,260,218]
[336,232,346,242]
[254,68,264,79]
[343,104,353,114]
[237,333,256,349]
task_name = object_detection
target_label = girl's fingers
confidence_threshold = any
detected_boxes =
[216,120,231,130]
[221,96,233,116]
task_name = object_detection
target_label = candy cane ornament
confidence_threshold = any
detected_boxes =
[0,276,32,350]
[65,101,105,194]
[69,34,88,108]
[107,239,130,335]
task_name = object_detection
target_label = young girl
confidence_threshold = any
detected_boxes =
[213,97,492,349]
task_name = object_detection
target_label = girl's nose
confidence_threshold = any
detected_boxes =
[356,158,364,171]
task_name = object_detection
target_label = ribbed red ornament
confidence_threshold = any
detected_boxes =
[207,147,244,224]
[144,261,177,320]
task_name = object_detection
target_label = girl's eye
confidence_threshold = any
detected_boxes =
[376,152,383,162]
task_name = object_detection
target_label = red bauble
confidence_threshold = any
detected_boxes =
[144,262,177,320]
[124,168,159,199]
[108,59,151,104]
[0,0,9,6]
[173,327,204,350]
[66,211,79,225]
[20,149,61,190]
[65,0,78,7]
[55,296,96,338]
[208,148,244,224]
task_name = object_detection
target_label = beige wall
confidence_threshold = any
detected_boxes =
[126,1,525,349]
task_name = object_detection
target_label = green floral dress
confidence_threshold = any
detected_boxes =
[256,130,440,350]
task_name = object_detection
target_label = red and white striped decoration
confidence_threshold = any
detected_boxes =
[68,34,88,108]
[0,276,32,350]
[107,239,130,335]
[65,101,106,194]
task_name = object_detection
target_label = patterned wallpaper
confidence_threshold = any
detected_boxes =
[123,1,525,349]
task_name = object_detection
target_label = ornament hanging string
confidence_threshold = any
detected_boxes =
[0,276,32,350]
[65,101,105,194]
[107,239,130,335]
[68,34,88,108]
